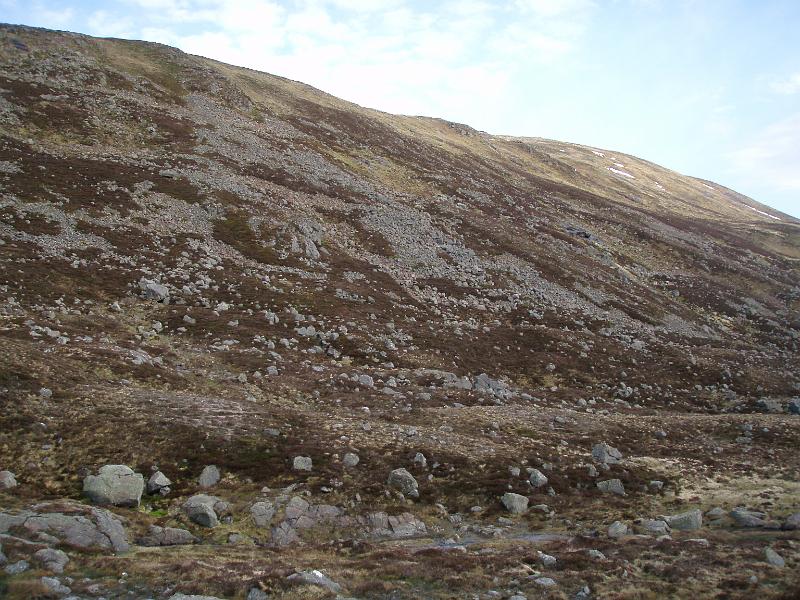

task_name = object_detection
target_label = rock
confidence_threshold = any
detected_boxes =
[292,456,313,472]
[0,470,17,489]
[637,519,670,535]
[788,398,800,414]
[83,464,144,507]
[343,452,360,467]
[587,549,606,560]
[387,468,419,498]
[663,509,702,531]
[534,577,557,587]
[765,547,785,567]
[783,513,800,530]
[147,471,172,495]
[1,504,129,552]
[39,387,53,398]
[250,501,275,528]
[139,525,198,546]
[198,465,221,488]
[596,479,626,495]
[33,548,69,573]
[388,512,427,537]
[528,469,548,488]
[41,576,71,596]
[138,277,170,302]
[414,452,427,468]
[501,492,529,514]
[182,495,224,528]
[608,521,628,538]
[169,595,225,600]
[730,508,768,528]
[592,442,622,464]
[247,588,269,600]
[539,552,557,566]
[4,559,29,574]
[271,521,300,546]
[287,569,342,594]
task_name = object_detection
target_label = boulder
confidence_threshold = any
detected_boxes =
[765,547,785,567]
[33,548,69,573]
[597,479,626,495]
[139,525,198,546]
[247,588,269,600]
[387,468,419,498]
[529,469,548,488]
[287,569,342,594]
[343,452,360,468]
[501,492,529,514]
[198,465,220,489]
[0,470,17,489]
[83,465,144,507]
[182,495,225,528]
[608,521,628,538]
[138,277,170,302]
[636,519,670,536]
[730,508,768,528]
[5,559,29,575]
[169,595,224,600]
[663,509,702,531]
[592,442,622,464]
[788,398,800,415]
[250,501,275,528]
[40,576,71,596]
[783,513,800,530]
[147,471,172,496]
[292,456,313,472]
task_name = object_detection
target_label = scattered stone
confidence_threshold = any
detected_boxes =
[39,387,52,398]
[534,577,557,587]
[784,513,800,530]
[83,464,144,507]
[247,588,269,600]
[250,501,275,528]
[147,471,172,496]
[608,521,628,538]
[414,452,427,468]
[169,595,224,600]
[730,508,768,528]
[596,479,626,495]
[198,465,221,488]
[0,470,17,489]
[663,509,702,531]
[182,495,225,528]
[387,468,419,498]
[4,559,29,575]
[587,549,606,560]
[637,519,670,535]
[33,548,69,573]
[293,456,313,472]
[343,452,360,467]
[287,569,342,593]
[539,552,557,566]
[501,492,529,514]
[592,442,622,464]
[765,547,785,567]
[139,525,198,546]
[138,277,170,303]
[528,469,548,488]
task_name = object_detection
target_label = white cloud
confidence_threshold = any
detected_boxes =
[770,72,800,95]
[730,113,800,191]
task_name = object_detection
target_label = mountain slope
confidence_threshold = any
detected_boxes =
[0,24,798,600]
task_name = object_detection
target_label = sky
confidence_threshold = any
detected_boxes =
[2,0,800,218]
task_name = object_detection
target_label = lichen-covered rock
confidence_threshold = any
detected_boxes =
[387,468,419,498]
[139,525,198,546]
[501,492,529,514]
[83,465,144,507]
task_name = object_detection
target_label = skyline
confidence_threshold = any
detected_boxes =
[2,0,799,218]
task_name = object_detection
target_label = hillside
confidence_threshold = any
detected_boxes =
[0,23,798,600]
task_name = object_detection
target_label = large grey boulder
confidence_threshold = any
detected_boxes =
[343,452,360,468]
[0,470,17,489]
[41,576,71,596]
[730,508,768,528]
[783,513,800,530]
[198,465,220,489]
[0,503,130,553]
[182,494,225,528]
[83,465,144,507]
[33,548,69,573]
[387,468,419,498]
[597,479,626,495]
[663,509,702,531]
[287,569,342,594]
[608,521,629,538]
[139,525,198,546]
[765,547,785,567]
[147,471,172,496]
[501,492,529,514]
[138,277,170,303]
[592,443,622,464]
[250,501,275,528]
[529,469,548,488]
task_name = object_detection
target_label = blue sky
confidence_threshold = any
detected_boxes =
[3,0,799,218]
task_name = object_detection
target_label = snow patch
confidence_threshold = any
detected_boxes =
[608,167,635,179]
[591,150,605,157]
[701,183,714,190]
[743,204,781,221]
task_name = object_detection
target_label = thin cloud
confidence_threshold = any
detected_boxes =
[730,113,800,191]
[770,72,800,95]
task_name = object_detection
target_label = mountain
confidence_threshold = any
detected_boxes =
[0,23,798,599]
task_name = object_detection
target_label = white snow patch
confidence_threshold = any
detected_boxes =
[701,183,714,190]
[613,162,625,168]
[653,181,664,190]
[608,167,635,179]
[743,204,781,221]
[592,150,605,157]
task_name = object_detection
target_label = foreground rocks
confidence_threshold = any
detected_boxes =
[83,465,144,507]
